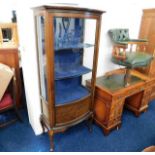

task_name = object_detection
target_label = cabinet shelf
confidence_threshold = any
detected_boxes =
[55,43,94,51]
[55,66,91,80]
[55,85,90,105]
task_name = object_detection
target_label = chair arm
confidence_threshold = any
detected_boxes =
[127,39,148,45]
[113,43,127,48]
[129,39,148,42]
[114,39,148,46]
[114,41,128,46]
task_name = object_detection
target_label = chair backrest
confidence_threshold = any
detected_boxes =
[0,63,13,101]
[108,29,130,43]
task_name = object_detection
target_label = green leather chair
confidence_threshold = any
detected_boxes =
[108,28,153,86]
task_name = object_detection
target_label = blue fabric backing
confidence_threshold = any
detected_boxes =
[55,77,90,105]
[55,50,91,80]
[54,18,90,105]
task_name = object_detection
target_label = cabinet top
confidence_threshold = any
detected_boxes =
[32,5,105,14]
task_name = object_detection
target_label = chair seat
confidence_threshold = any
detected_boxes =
[0,93,13,109]
[112,52,153,68]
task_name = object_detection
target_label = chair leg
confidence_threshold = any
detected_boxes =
[124,68,131,87]
[14,106,23,122]
[0,106,22,128]
[0,119,17,128]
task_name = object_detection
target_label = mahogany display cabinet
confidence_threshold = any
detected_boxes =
[33,5,104,151]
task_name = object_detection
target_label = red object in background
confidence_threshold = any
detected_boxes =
[0,93,13,109]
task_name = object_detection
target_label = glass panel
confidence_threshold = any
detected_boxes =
[36,16,48,101]
[82,19,96,85]
[54,17,96,105]
[54,17,94,50]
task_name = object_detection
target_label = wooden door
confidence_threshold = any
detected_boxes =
[138,9,155,77]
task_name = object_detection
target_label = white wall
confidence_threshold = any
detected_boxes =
[1,0,155,135]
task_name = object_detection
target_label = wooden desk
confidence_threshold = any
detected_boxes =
[91,72,152,135]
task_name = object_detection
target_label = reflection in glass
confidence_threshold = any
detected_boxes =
[54,17,85,50]
[37,16,48,101]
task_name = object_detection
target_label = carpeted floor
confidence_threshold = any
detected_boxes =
[0,101,155,152]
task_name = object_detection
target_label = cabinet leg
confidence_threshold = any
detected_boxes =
[86,116,93,133]
[49,130,54,152]
[14,106,23,122]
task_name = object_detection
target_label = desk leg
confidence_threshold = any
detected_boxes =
[102,97,124,135]
[103,128,110,136]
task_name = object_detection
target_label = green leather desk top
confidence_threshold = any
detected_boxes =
[96,74,144,93]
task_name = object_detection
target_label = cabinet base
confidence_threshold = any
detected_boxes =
[40,112,93,151]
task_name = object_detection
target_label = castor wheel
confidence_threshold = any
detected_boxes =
[117,124,121,130]
[50,148,54,152]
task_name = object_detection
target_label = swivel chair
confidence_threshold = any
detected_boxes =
[108,28,153,86]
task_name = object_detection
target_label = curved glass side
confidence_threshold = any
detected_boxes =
[36,16,48,102]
